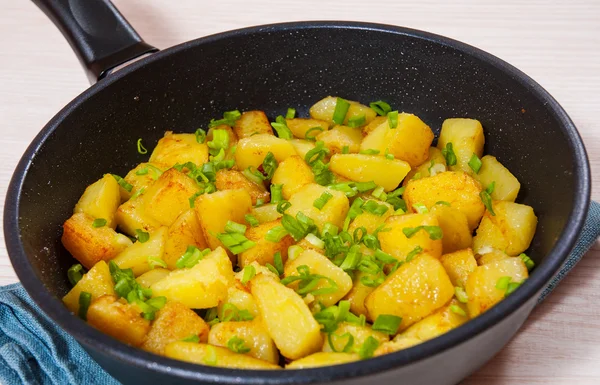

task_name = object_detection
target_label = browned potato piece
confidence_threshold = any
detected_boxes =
[124,162,166,197]
[362,116,387,135]
[343,271,380,317]
[74,174,121,228]
[238,219,294,268]
[378,213,443,262]
[250,203,282,224]
[62,261,115,314]
[235,134,297,171]
[271,155,314,200]
[329,154,411,192]
[348,199,393,234]
[115,196,161,237]
[403,147,447,185]
[219,281,261,319]
[290,139,316,160]
[286,118,329,140]
[309,96,377,127]
[86,295,151,347]
[194,189,253,257]
[62,213,132,269]
[141,168,200,227]
[233,110,274,138]
[322,322,389,352]
[286,352,360,369]
[164,342,280,369]
[208,320,279,364]
[429,204,472,254]
[365,253,454,330]
[287,184,349,231]
[473,155,520,202]
[404,171,485,231]
[141,301,210,355]
[439,248,477,287]
[136,268,171,288]
[437,118,484,174]
[400,299,469,341]
[316,125,363,155]
[149,131,209,167]
[215,169,270,205]
[112,227,168,276]
[163,209,208,270]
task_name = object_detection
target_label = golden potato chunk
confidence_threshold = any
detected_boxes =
[360,113,434,167]
[284,249,353,307]
[343,271,380,317]
[309,96,377,127]
[74,174,121,228]
[403,147,447,185]
[477,250,511,266]
[62,261,115,314]
[164,342,280,369]
[86,295,151,347]
[215,169,270,205]
[208,320,279,364]
[112,227,168,277]
[474,155,520,202]
[115,196,161,237]
[429,204,472,254]
[218,281,260,319]
[62,213,132,269]
[286,352,359,369]
[322,323,389,352]
[348,199,393,234]
[250,273,322,360]
[151,247,234,309]
[373,337,422,356]
[238,219,294,268]
[365,253,454,330]
[124,162,166,198]
[136,268,171,288]
[472,201,537,256]
[271,155,315,200]
[329,154,411,192]
[287,183,349,231]
[466,257,528,317]
[362,116,387,135]
[250,203,282,224]
[400,299,469,341]
[141,301,209,355]
[149,131,209,167]
[141,168,200,227]
[404,171,484,230]
[163,209,208,270]
[194,189,253,255]
[437,118,485,173]
[286,118,329,140]
[235,134,297,171]
[233,110,274,138]
[316,125,363,155]
[207,125,239,161]
[378,213,443,262]
[439,248,477,287]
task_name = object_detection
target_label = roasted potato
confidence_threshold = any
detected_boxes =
[235,134,297,171]
[309,96,377,127]
[473,155,520,202]
[149,131,209,167]
[437,118,485,174]
[287,183,349,230]
[377,213,443,262]
[86,295,151,346]
[165,342,280,369]
[286,118,329,140]
[238,219,294,268]
[316,125,363,155]
[208,320,279,364]
[439,248,477,288]
[429,204,472,254]
[286,352,360,369]
[115,195,161,237]
[62,260,115,314]
[215,169,270,205]
[329,154,411,192]
[400,299,468,341]
[271,155,315,200]
[112,226,168,277]
[73,174,121,228]
[322,322,389,352]
[163,209,208,270]
[233,110,274,138]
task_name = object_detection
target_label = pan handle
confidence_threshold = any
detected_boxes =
[32,0,157,84]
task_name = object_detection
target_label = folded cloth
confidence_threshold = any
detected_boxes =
[1,201,599,385]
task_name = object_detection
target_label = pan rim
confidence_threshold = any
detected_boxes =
[4,20,591,384]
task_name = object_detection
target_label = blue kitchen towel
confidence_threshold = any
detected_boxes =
[0,202,598,385]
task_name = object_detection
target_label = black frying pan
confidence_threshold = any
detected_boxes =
[4,1,591,384]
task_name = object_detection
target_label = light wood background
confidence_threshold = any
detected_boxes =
[1,0,599,384]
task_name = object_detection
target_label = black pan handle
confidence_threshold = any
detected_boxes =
[32,0,157,84]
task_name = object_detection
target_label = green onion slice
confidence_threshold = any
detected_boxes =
[332,98,351,125]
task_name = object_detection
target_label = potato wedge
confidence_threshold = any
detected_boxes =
[62,261,115,314]
[287,183,349,230]
[309,96,377,127]
[149,131,209,167]
[151,247,234,309]
[365,253,454,330]
[250,273,322,360]
[362,116,387,135]
[238,219,294,268]
[86,295,151,346]
[286,352,359,369]
[343,271,380,317]
[329,154,411,192]
[115,196,161,237]
[271,155,315,200]
[286,118,329,140]
[218,281,261,319]
[112,227,168,277]
[437,118,485,173]
[429,204,472,254]
[316,125,363,155]
[141,301,210,355]
[215,169,270,205]
[235,134,297,171]
[439,248,477,287]
[62,213,132,269]
[165,342,280,369]
[378,213,443,262]
[163,209,208,270]
[473,155,520,202]
[74,174,121,229]
[233,110,274,138]
[208,320,279,364]
[136,268,171,288]
[124,162,166,197]
[290,139,316,160]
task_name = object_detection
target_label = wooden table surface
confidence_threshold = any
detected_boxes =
[1,1,599,384]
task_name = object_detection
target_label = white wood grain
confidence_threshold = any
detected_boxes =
[0,0,598,383]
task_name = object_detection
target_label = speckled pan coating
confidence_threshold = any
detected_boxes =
[4,21,590,385]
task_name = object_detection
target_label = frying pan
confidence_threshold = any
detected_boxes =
[4,0,591,384]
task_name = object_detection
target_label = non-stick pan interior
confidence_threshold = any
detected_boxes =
[14,23,580,304]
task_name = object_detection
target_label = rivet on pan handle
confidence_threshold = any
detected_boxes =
[32,0,158,84]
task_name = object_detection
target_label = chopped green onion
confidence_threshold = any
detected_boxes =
[111,174,133,192]
[78,291,92,320]
[271,115,293,139]
[343,197,365,231]
[441,142,457,166]
[245,214,260,228]
[362,200,388,216]
[305,126,324,141]
[286,108,296,119]
[339,244,362,271]
[217,231,256,254]
[405,246,423,262]
[355,181,377,192]
[204,345,218,366]
[135,229,150,243]
[277,200,291,214]
[385,152,394,160]
[225,220,247,234]
[209,110,241,128]
[360,274,384,288]
[146,296,166,310]
[280,265,338,297]
[329,182,358,197]
[220,303,254,322]
[374,249,396,264]
[480,181,496,216]
[204,307,219,326]
[312,160,335,185]
[332,98,351,125]
[313,191,333,210]
[402,225,443,240]
[450,304,467,317]
[262,152,278,179]
[189,191,202,208]
[92,218,107,228]
[207,129,230,156]
[359,149,380,155]
[265,225,288,242]
[305,233,325,249]
[358,336,380,359]
[369,101,392,116]
[353,227,367,244]
[341,145,350,154]
[412,172,422,180]
[436,201,451,207]
[412,203,429,214]
[131,188,145,200]
[372,186,387,200]
[67,264,85,287]
[176,245,204,269]
[372,314,403,335]
[468,153,482,174]
[274,251,284,275]
[322,223,339,237]
[305,141,329,165]
[361,234,379,250]
[327,332,355,353]
[280,213,312,241]
[455,286,468,303]
[520,253,535,271]
[254,198,265,207]
[181,335,200,343]
[243,166,266,185]
[270,184,283,203]
[227,336,251,354]
[387,111,399,129]
[495,276,512,290]
[505,281,522,296]
[195,129,206,144]
[347,114,366,128]
[137,138,148,154]
[241,265,256,284]
[148,256,167,269]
